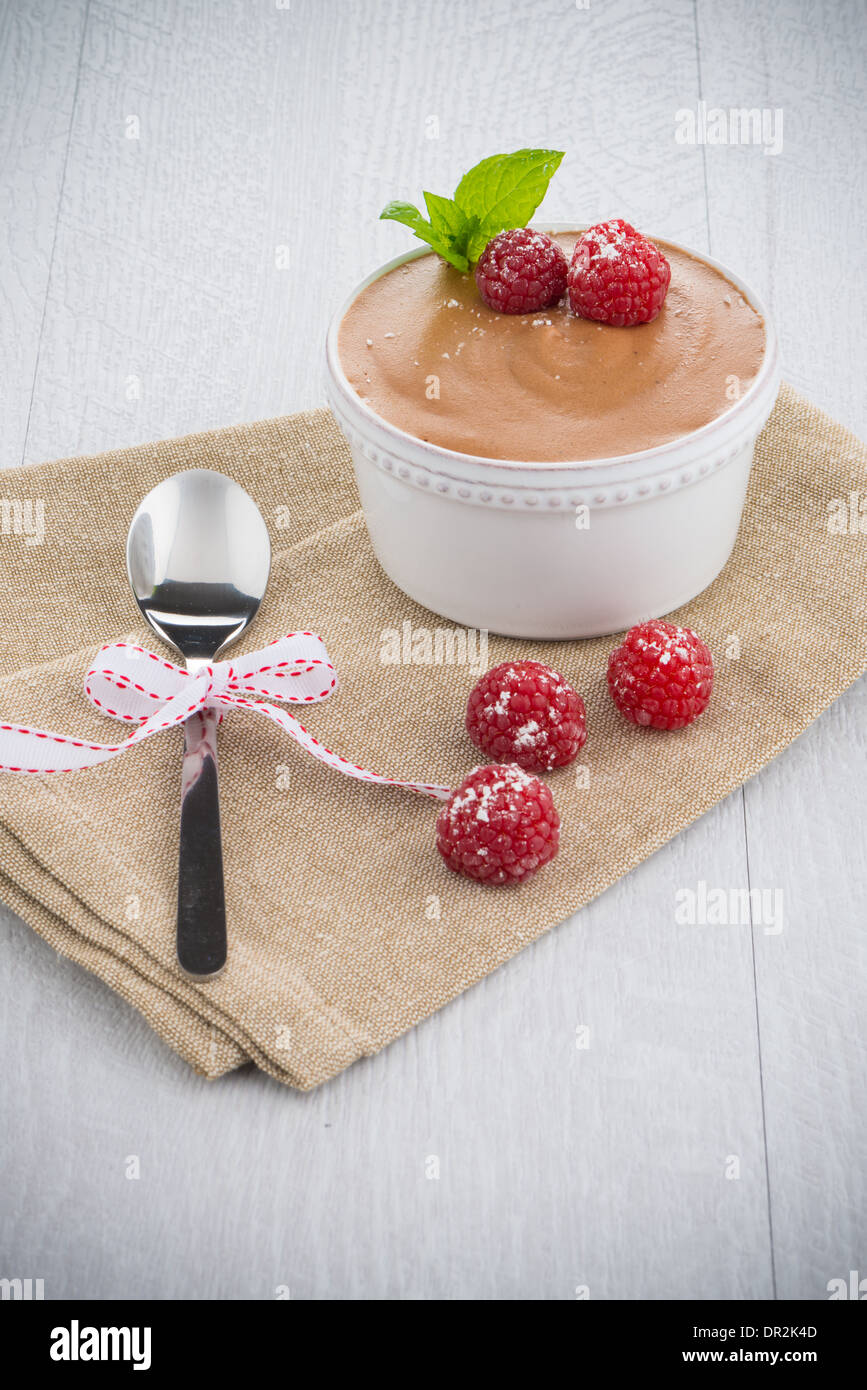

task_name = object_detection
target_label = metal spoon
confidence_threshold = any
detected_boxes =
[126,469,271,979]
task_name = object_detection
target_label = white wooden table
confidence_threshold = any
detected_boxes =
[1,0,864,1301]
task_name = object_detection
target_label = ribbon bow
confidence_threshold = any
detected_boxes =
[0,633,451,800]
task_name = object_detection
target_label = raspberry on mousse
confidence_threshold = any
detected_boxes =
[607,620,714,730]
[466,660,586,771]
[567,218,671,326]
[474,228,568,315]
[436,763,560,885]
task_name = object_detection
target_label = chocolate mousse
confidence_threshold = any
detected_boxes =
[338,233,766,463]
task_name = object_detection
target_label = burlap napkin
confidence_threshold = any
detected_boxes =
[0,385,864,1089]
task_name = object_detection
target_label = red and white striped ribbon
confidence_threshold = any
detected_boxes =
[0,632,452,800]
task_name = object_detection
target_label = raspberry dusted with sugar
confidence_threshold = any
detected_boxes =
[567,218,671,326]
[466,660,586,771]
[607,620,713,730]
[436,764,560,885]
[474,228,567,315]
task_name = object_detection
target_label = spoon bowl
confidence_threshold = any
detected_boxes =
[127,469,271,662]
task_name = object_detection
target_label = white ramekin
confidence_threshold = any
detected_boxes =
[325,232,781,639]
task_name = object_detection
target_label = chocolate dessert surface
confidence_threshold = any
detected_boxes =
[339,234,766,463]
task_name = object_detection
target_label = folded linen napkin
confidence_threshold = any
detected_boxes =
[0,385,864,1089]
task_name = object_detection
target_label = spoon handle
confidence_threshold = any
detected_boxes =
[177,707,227,978]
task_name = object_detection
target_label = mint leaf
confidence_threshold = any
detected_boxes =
[380,200,435,240]
[456,148,564,258]
[422,191,468,247]
[379,199,468,271]
[380,148,564,268]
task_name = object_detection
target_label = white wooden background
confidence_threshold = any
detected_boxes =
[1,0,865,1301]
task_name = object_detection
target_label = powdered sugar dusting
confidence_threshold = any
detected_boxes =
[513,719,545,750]
[444,762,537,828]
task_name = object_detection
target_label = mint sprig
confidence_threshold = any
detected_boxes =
[380,148,564,272]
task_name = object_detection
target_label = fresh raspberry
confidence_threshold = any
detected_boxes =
[436,763,560,885]
[466,660,586,771]
[607,620,713,730]
[474,228,567,315]
[567,219,671,326]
